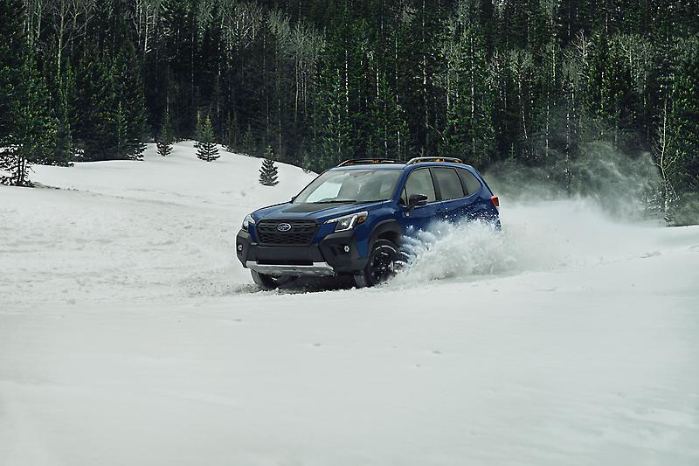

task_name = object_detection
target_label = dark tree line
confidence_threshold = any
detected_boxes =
[0,0,697,220]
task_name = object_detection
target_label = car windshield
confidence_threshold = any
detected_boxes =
[294,169,402,204]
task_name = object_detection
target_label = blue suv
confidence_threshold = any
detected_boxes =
[236,157,500,289]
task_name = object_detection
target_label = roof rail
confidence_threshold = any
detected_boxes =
[406,156,464,165]
[337,158,402,167]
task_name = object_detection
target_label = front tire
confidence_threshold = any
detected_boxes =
[353,239,398,288]
[251,270,290,290]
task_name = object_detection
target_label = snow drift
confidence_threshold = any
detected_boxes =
[1,142,698,466]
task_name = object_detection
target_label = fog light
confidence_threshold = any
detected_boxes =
[237,244,243,251]
[343,245,350,253]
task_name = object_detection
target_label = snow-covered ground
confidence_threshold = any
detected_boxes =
[1,142,698,466]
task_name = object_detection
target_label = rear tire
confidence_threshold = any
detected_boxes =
[353,239,398,288]
[251,270,290,290]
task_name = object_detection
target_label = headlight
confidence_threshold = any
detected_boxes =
[325,211,368,232]
[242,214,255,230]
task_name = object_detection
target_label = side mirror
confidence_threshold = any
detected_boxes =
[408,193,428,209]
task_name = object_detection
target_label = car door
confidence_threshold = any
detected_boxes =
[431,167,470,222]
[398,168,439,232]
[456,168,488,220]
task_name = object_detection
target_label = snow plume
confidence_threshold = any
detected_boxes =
[390,138,672,286]
[484,141,661,220]
[393,220,514,284]
[392,215,560,286]
[391,199,658,286]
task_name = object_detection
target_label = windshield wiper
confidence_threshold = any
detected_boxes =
[310,199,357,204]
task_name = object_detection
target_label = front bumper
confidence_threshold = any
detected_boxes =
[245,261,335,277]
[236,229,368,276]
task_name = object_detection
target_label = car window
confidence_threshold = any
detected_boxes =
[403,169,436,203]
[458,168,482,195]
[432,168,464,200]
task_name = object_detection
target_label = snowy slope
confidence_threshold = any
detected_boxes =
[0,143,315,306]
[1,143,698,466]
[32,141,313,209]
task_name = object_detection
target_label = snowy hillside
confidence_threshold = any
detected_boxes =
[1,144,698,466]
[32,141,313,209]
[0,143,315,306]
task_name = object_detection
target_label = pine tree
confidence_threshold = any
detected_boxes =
[0,0,23,146]
[225,113,238,152]
[241,124,257,156]
[659,38,699,223]
[73,51,118,161]
[259,147,279,186]
[1,51,56,186]
[115,102,128,160]
[71,7,145,162]
[0,145,31,186]
[441,7,495,166]
[114,42,146,160]
[367,73,409,161]
[0,0,47,185]
[313,65,353,170]
[52,70,74,167]
[195,115,219,162]
[157,110,174,157]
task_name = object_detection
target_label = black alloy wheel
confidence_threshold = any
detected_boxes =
[353,239,398,288]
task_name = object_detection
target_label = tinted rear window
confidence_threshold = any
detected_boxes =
[432,168,465,200]
[458,169,482,195]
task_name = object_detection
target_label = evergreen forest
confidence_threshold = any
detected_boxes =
[0,0,697,220]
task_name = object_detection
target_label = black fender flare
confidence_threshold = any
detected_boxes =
[369,219,402,249]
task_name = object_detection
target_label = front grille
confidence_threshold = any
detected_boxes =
[257,220,318,245]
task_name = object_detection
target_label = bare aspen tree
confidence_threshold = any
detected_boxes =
[655,98,681,220]
[133,0,160,56]
[50,0,94,81]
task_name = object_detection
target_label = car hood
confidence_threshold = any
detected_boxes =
[253,201,386,223]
